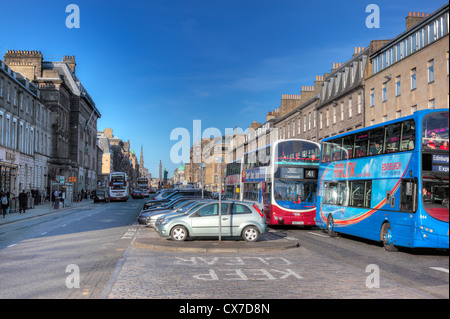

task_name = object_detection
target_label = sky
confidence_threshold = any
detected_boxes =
[0,0,447,177]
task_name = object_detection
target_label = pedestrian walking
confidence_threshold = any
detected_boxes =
[1,192,9,218]
[19,190,27,214]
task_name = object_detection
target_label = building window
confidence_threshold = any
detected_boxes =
[320,112,323,129]
[341,102,344,121]
[396,110,402,119]
[370,89,374,107]
[348,98,352,118]
[428,99,435,110]
[313,111,316,128]
[357,94,362,114]
[326,110,329,127]
[308,112,311,130]
[428,59,434,83]
[370,119,375,126]
[0,113,3,145]
[447,51,449,76]
[411,68,417,90]
[333,106,337,124]
[395,76,401,96]
[382,83,387,102]
[382,115,387,122]
[411,105,417,114]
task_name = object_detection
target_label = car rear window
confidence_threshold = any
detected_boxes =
[231,204,252,215]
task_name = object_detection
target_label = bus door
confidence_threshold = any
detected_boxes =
[389,178,417,242]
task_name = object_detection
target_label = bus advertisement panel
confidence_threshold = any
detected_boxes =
[317,109,449,251]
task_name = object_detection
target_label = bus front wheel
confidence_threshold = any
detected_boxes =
[326,214,338,238]
[381,222,398,252]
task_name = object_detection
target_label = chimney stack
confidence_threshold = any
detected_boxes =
[406,11,427,30]
[63,55,76,73]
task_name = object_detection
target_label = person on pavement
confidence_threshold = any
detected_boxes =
[19,190,28,214]
[1,192,9,218]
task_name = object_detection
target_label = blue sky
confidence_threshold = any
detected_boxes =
[0,0,447,177]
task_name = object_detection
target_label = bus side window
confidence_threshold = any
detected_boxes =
[385,123,401,153]
[400,120,416,152]
[342,135,354,159]
[322,143,331,163]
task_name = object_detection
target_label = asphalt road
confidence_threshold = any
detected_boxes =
[269,225,449,298]
[0,198,447,299]
[0,199,144,299]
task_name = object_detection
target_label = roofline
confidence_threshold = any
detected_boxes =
[370,3,449,58]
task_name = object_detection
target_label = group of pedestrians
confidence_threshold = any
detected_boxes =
[1,190,30,218]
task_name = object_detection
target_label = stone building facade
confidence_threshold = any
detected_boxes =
[365,5,449,125]
[4,51,101,193]
[0,58,52,196]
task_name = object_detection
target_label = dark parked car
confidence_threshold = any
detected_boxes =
[131,189,145,199]
[142,189,211,210]
[94,189,110,203]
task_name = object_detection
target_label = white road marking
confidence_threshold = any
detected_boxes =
[307,231,329,238]
[121,228,137,239]
[7,244,16,248]
[430,267,449,274]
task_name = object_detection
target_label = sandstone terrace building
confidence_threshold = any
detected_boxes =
[366,5,449,124]
[3,50,101,194]
[0,59,51,195]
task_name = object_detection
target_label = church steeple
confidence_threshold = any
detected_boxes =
[140,145,144,167]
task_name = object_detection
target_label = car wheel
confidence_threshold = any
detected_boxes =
[171,225,188,241]
[242,226,259,242]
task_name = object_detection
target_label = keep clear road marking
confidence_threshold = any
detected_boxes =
[429,267,449,274]
[121,228,137,239]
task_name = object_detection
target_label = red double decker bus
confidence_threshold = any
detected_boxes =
[226,139,320,226]
[263,139,320,226]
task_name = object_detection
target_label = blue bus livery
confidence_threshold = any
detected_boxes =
[317,109,449,251]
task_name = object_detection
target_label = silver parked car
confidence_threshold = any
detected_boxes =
[156,200,266,242]
[139,200,199,226]
[146,200,209,228]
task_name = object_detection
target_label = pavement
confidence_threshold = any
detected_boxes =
[0,200,93,226]
[133,226,301,253]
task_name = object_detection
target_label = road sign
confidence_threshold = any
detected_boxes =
[56,175,65,184]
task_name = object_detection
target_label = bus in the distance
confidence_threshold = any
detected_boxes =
[137,177,150,197]
[109,172,129,201]
[317,109,449,251]
[232,139,320,226]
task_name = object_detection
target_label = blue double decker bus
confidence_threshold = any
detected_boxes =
[316,109,449,251]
